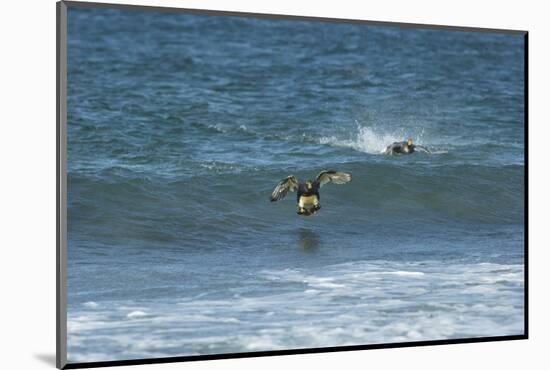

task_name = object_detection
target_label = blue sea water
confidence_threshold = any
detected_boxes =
[66,7,525,363]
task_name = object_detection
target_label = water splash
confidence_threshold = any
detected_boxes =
[319,121,427,154]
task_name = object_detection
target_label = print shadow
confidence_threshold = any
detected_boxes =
[34,353,56,366]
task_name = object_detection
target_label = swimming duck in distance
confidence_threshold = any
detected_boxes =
[384,138,431,155]
[270,170,352,216]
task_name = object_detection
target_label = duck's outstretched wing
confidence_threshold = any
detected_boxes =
[270,176,299,202]
[314,170,352,188]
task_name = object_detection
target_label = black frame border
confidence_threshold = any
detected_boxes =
[56,1,529,369]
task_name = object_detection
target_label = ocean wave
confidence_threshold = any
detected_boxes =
[67,158,524,230]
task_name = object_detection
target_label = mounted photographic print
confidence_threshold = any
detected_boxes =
[56,1,528,368]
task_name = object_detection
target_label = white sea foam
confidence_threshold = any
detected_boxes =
[386,271,425,277]
[67,260,524,363]
[199,161,240,172]
[127,310,148,319]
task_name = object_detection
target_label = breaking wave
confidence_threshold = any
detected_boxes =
[67,260,524,363]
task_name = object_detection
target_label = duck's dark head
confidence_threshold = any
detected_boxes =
[305,181,313,190]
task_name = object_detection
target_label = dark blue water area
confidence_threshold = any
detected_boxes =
[66,7,525,362]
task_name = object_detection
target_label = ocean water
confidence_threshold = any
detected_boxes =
[66,7,525,363]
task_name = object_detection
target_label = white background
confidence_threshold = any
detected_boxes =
[1,0,547,369]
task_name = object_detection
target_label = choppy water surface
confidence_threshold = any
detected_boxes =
[67,7,525,362]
